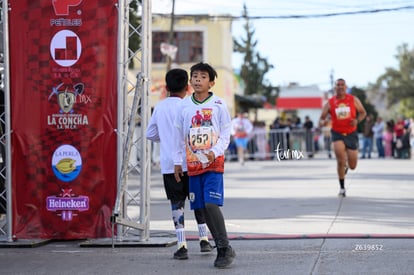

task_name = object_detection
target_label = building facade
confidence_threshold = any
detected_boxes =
[149,15,235,114]
[276,83,326,125]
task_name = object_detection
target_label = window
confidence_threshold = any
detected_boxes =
[152,31,203,63]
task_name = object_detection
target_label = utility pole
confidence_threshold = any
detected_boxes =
[166,0,175,72]
[330,69,334,95]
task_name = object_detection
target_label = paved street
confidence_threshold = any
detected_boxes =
[151,156,414,237]
[1,156,414,274]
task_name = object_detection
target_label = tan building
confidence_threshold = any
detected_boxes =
[149,14,236,114]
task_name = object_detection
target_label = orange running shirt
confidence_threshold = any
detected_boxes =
[329,94,357,134]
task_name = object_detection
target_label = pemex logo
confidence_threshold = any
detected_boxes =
[52,0,83,16]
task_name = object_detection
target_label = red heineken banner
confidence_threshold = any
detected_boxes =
[9,0,118,239]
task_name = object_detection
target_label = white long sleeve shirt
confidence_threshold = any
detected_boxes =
[173,93,231,176]
[146,96,187,174]
[372,121,385,139]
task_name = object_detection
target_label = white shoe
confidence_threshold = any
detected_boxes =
[338,188,346,197]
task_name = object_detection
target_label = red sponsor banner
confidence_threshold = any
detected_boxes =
[9,0,118,239]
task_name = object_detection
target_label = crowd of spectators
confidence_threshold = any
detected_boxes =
[225,114,413,161]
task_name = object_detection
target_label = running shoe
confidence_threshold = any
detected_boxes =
[214,246,236,268]
[173,246,188,260]
[200,240,214,252]
[338,188,346,197]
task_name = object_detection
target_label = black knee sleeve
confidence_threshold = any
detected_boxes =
[194,208,207,224]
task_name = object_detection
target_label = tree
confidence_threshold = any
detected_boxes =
[128,1,142,69]
[374,43,414,118]
[233,5,278,108]
[350,86,377,132]
[350,87,377,117]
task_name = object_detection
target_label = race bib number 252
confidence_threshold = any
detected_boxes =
[189,127,212,151]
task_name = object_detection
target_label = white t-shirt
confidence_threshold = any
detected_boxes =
[146,96,187,174]
[231,117,253,138]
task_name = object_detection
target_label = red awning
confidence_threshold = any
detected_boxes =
[276,97,323,109]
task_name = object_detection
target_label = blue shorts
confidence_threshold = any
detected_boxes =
[234,137,249,149]
[189,172,224,210]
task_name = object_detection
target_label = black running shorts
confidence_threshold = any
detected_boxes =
[331,130,359,150]
[162,172,189,201]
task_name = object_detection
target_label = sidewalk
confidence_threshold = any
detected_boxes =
[1,156,414,274]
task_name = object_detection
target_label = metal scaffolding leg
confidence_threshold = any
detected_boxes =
[111,73,146,246]
[104,0,158,247]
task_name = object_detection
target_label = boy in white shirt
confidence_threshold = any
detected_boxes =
[146,68,213,260]
[173,62,236,268]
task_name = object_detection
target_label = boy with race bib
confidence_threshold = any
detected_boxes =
[173,62,235,269]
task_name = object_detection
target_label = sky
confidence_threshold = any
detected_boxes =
[153,0,414,91]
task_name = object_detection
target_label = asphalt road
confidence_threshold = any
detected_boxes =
[1,156,414,274]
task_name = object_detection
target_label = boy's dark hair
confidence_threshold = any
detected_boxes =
[165,68,188,93]
[190,62,218,82]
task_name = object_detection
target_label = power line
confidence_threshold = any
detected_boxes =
[153,5,414,20]
[249,5,414,19]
